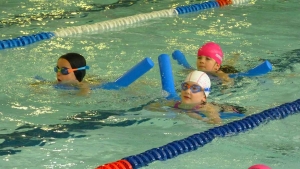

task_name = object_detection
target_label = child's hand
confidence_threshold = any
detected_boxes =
[203,111,221,124]
[144,100,174,112]
[200,104,222,124]
[220,105,237,112]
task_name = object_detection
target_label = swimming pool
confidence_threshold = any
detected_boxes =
[1,0,300,168]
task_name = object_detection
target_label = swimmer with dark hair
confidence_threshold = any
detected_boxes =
[54,53,90,96]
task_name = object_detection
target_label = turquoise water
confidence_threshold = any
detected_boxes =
[1,0,300,168]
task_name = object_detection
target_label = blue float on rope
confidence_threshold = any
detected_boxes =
[0,32,55,50]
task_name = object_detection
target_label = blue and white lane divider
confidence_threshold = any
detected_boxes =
[0,0,250,51]
[172,50,273,78]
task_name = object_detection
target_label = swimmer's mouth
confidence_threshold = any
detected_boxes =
[57,78,61,82]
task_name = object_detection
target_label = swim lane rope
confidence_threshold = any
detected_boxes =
[0,0,250,51]
[95,99,300,169]
[3,0,280,168]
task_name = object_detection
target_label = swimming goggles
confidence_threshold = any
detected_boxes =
[54,66,90,75]
[181,82,210,94]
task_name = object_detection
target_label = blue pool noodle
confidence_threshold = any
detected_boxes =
[158,54,180,100]
[172,50,194,69]
[228,60,272,78]
[99,57,154,90]
[38,57,154,90]
[172,50,272,78]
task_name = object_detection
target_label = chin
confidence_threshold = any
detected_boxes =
[197,67,206,71]
[181,100,188,104]
[181,99,192,104]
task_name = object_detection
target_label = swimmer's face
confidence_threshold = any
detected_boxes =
[180,81,206,104]
[197,55,220,72]
[56,58,78,83]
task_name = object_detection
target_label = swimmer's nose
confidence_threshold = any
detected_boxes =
[198,56,206,62]
[56,73,62,80]
[199,58,205,63]
[184,88,192,94]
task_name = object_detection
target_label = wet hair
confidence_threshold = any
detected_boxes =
[59,53,86,82]
[220,65,239,73]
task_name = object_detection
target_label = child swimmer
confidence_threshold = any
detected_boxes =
[146,70,244,124]
[55,53,90,96]
[196,42,239,85]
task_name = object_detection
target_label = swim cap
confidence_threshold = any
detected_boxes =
[184,70,211,97]
[197,42,224,65]
[248,164,272,169]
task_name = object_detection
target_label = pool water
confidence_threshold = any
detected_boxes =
[1,0,300,168]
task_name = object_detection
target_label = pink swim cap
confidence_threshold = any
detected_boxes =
[248,164,272,169]
[197,42,224,65]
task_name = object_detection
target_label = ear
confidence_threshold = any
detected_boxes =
[214,63,221,71]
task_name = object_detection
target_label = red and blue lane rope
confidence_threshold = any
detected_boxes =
[174,0,232,14]
[95,98,300,169]
[0,0,234,51]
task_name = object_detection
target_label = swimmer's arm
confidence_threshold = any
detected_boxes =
[29,80,56,94]
[215,71,234,86]
[77,82,90,96]
[203,70,233,85]
[213,102,247,114]
[201,70,230,80]
[144,100,175,112]
[185,112,204,121]
[199,103,222,124]
[185,111,221,124]
[30,80,55,86]
[203,113,221,124]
